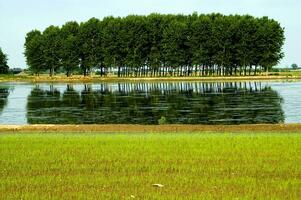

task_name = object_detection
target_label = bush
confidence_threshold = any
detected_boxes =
[158,116,167,125]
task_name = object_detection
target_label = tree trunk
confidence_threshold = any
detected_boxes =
[118,66,121,77]
[49,67,54,77]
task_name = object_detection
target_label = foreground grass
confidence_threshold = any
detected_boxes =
[0,133,300,199]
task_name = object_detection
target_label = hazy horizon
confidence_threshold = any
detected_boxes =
[0,0,300,69]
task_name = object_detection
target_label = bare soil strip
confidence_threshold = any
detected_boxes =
[0,124,300,133]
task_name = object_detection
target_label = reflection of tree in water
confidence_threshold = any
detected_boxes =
[27,85,61,123]
[27,82,284,124]
[0,87,10,113]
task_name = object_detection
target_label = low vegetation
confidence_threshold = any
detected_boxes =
[0,133,300,199]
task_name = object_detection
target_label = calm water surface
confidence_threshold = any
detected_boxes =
[0,81,300,124]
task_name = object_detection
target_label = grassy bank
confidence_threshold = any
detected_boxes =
[0,132,300,199]
[1,72,301,83]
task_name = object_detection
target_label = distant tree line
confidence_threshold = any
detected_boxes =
[0,47,9,74]
[24,13,285,77]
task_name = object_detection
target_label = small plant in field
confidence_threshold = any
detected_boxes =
[158,116,167,125]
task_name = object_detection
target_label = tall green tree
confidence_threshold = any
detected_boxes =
[24,30,45,75]
[163,19,188,76]
[191,15,211,76]
[146,14,166,76]
[102,16,127,77]
[257,17,285,72]
[0,48,9,74]
[124,15,149,77]
[43,26,61,76]
[60,21,80,77]
[78,18,103,76]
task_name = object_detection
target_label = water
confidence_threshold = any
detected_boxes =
[0,81,300,125]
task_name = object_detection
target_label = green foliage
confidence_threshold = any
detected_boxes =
[0,48,9,74]
[24,13,285,77]
[24,30,45,75]
[60,21,80,77]
[291,63,298,69]
[158,116,167,125]
[43,26,61,76]
[78,18,103,76]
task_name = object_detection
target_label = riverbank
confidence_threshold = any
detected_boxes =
[1,73,301,83]
[1,124,301,133]
[1,132,300,199]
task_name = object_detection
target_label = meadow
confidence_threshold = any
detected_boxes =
[0,132,300,199]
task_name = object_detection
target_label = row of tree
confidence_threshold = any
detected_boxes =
[24,13,285,77]
[0,48,9,74]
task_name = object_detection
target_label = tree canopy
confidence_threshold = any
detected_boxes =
[291,63,298,69]
[24,13,285,77]
[0,47,9,74]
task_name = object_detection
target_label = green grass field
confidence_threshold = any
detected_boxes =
[1,133,301,199]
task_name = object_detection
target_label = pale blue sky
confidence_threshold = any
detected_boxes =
[0,0,300,68]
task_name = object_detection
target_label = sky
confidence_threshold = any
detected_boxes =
[0,0,300,69]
